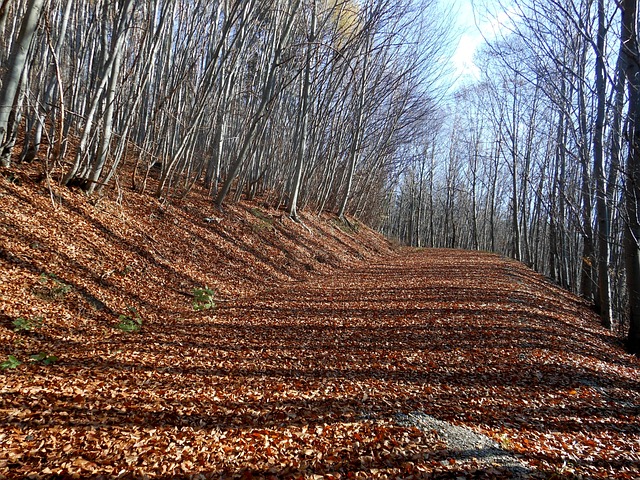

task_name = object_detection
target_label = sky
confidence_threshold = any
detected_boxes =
[450,0,515,88]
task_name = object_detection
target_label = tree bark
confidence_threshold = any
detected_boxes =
[0,0,47,167]
[287,0,316,221]
[338,39,369,219]
[621,0,640,353]
[593,0,612,327]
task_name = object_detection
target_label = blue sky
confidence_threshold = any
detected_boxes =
[450,0,515,86]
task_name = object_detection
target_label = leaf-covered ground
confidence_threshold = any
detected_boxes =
[1,167,639,479]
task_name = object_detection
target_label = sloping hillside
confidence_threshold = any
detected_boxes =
[0,164,391,344]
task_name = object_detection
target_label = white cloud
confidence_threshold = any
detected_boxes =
[449,0,516,87]
[452,33,482,82]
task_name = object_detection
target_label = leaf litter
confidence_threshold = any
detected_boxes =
[0,166,639,479]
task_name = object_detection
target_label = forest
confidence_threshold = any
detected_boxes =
[1,1,640,478]
[385,0,640,354]
[1,0,640,349]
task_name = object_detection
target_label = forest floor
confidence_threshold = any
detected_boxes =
[1,165,639,479]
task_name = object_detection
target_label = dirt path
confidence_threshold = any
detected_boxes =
[1,249,639,479]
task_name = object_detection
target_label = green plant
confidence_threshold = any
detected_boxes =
[119,265,134,276]
[498,433,513,449]
[12,316,43,332]
[332,218,360,234]
[35,273,72,300]
[117,307,143,333]
[193,287,216,311]
[250,207,271,222]
[30,352,59,365]
[251,221,274,233]
[1,355,21,370]
[249,208,275,232]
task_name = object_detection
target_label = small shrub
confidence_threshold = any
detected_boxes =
[249,208,275,232]
[119,265,134,276]
[13,316,43,332]
[30,352,59,365]
[1,355,21,370]
[117,306,143,333]
[250,208,272,223]
[34,273,72,300]
[251,221,274,233]
[332,218,360,234]
[193,287,216,311]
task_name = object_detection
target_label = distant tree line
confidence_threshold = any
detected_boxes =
[383,0,640,353]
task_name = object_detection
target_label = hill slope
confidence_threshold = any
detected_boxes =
[0,165,391,337]
[1,168,639,479]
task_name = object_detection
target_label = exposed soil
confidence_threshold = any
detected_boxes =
[1,165,639,479]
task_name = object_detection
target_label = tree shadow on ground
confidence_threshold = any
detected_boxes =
[2,250,638,478]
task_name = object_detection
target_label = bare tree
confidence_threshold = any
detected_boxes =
[0,0,47,166]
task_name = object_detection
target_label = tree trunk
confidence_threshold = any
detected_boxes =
[287,0,316,221]
[0,0,47,166]
[338,39,369,219]
[621,0,640,354]
[593,0,612,327]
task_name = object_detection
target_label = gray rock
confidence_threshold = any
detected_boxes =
[397,412,532,478]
